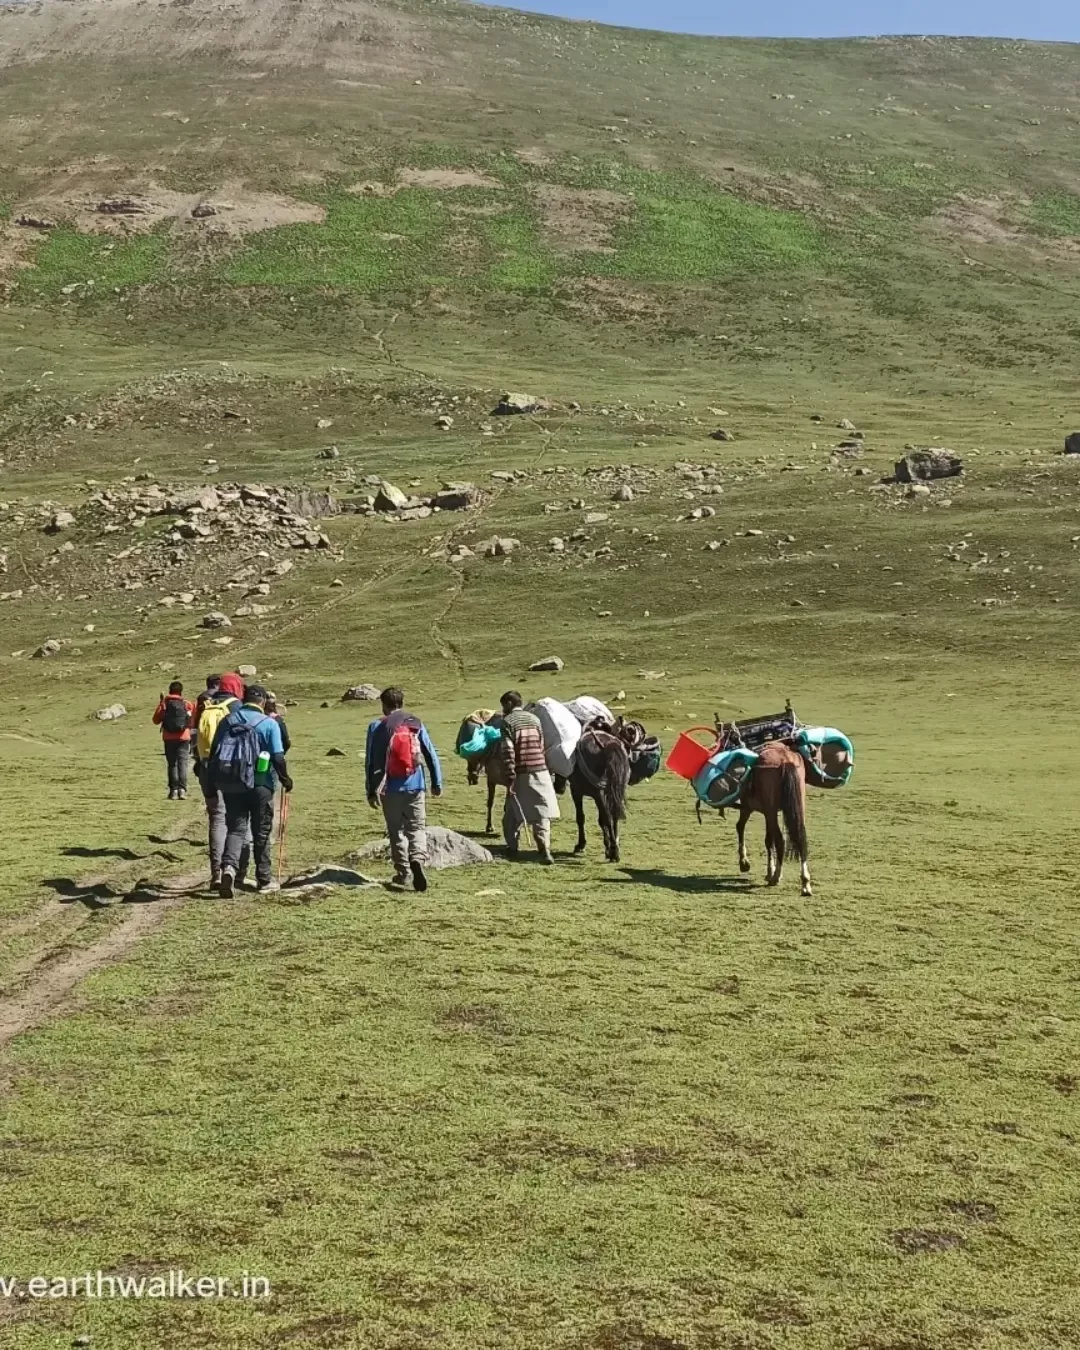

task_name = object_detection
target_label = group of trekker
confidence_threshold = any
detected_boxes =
[153,675,293,896]
[153,681,562,896]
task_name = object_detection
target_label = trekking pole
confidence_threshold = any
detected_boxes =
[276,792,291,885]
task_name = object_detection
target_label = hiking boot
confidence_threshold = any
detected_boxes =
[177,789,187,801]
[539,851,555,866]
[257,879,281,894]
[410,860,429,893]
[218,869,235,899]
[167,789,177,801]
[210,870,222,890]
[388,873,410,892]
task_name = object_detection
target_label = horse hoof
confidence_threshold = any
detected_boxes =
[766,876,780,888]
[739,860,751,874]
[802,886,813,898]
[573,844,586,855]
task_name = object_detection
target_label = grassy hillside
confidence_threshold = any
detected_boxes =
[1,4,1079,1349]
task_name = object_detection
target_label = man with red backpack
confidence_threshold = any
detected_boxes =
[152,680,195,800]
[365,686,442,891]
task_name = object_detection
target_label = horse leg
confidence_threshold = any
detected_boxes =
[736,807,752,874]
[769,815,786,887]
[573,782,587,854]
[485,776,495,834]
[597,793,618,863]
[800,856,812,898]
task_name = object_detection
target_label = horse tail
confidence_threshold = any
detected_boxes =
[780,760,808,859]
[605,737,630,824]
[579,731,630,823]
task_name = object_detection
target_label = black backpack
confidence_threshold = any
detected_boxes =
[162,698,189,734]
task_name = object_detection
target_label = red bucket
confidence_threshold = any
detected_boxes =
[665,727,719,780]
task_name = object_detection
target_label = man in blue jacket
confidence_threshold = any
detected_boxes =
[211,684,293,898]
[366,686,442,891]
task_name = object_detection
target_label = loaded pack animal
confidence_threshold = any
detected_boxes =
[733,740,812,897]
[457,710,657,863]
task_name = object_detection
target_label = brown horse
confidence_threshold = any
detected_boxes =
[735,742,812,896]
[570,728,631,862]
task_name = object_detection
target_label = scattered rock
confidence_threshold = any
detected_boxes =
[710,428,735,442]
[432,483,479,511]
[838,418,858,432]
[612,484,634,502]
[46,510,76,533]
[342,683,381,702]
[549,537,566,552]
[94,703,128,721]
[895,449,964,482]
[237,664,258,678]
[584,511,609,524]
[317,445,340,460]
[434,415,454,430]
[492,392,550,416]
[316,418,334,430]
[529,655,564,672]
[326,747,348,757]
[374,481,409,512]
[1064,432,1080,455]
[484,537,519,558]
[906,483,932,498]
[212,636,234,647]
[353,826,494,869]
[33,639,63,659]
[201,611,232,629]
[15,214,56,230]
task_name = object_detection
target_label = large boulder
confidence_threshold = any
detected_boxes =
[432,483,479,511]
[94,703,128,721]
[894,449,964,483]
[492,392,550,416]
[374,481,409,511]
[530,655,565,672]
[352,827,494,870]
[1064,432,1080,455]
[342,683,381,702]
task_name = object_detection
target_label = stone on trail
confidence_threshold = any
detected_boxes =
[342,683,381,702]
[838,418,858,432]
[486,537,519,558]
[612,484,634,502]
[201,611,232,629]
[237,664,257,678]
[326,747,347,757]
[530,655,565,672]
[894,449,964,483]
[33,639,63,658]
[95,703,127,721]
[283,866,378,893]
[374,481,409,511]
[212,637,233,647]
[46,510,76,532]
[709,428,735,442]
[353,827,494,870]
[584,511,609,524]
[1064,432,1080,455]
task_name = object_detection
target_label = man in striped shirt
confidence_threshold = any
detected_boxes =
[499,690,559,865]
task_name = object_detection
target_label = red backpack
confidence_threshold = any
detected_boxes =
[385,719,420,778]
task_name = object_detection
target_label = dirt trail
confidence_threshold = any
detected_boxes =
[0,813,205,1053]
[0,870,206,1052]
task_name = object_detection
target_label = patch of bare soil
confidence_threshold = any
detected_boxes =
[530,184,630,253]
[930,194,1029,249]
[514,146,554,167]
[11,179,324,239]
[0,0,435,79]
[396,167,503,190]
[0,221,39,279]
[556,275,667,322]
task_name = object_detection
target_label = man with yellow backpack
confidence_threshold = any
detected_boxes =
[193,672,247,889]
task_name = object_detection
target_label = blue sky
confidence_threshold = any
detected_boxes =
[505,0,1080,42]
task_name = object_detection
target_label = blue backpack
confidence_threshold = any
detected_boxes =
[210,709,266,791]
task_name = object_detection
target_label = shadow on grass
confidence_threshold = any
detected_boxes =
[60,846,143,861]
[603,867,753,895]
[42,877,122,910]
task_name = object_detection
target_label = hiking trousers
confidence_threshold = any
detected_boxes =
[381,790,427,880]
[222,786,275,887]
[164,740,189,792]
[503,797,552,856]
[202,779,250,881]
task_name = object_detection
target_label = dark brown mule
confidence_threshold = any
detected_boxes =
[735,742,812,896]
[570,728,631,862]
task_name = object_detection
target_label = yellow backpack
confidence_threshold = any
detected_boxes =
[197,697,238,763]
